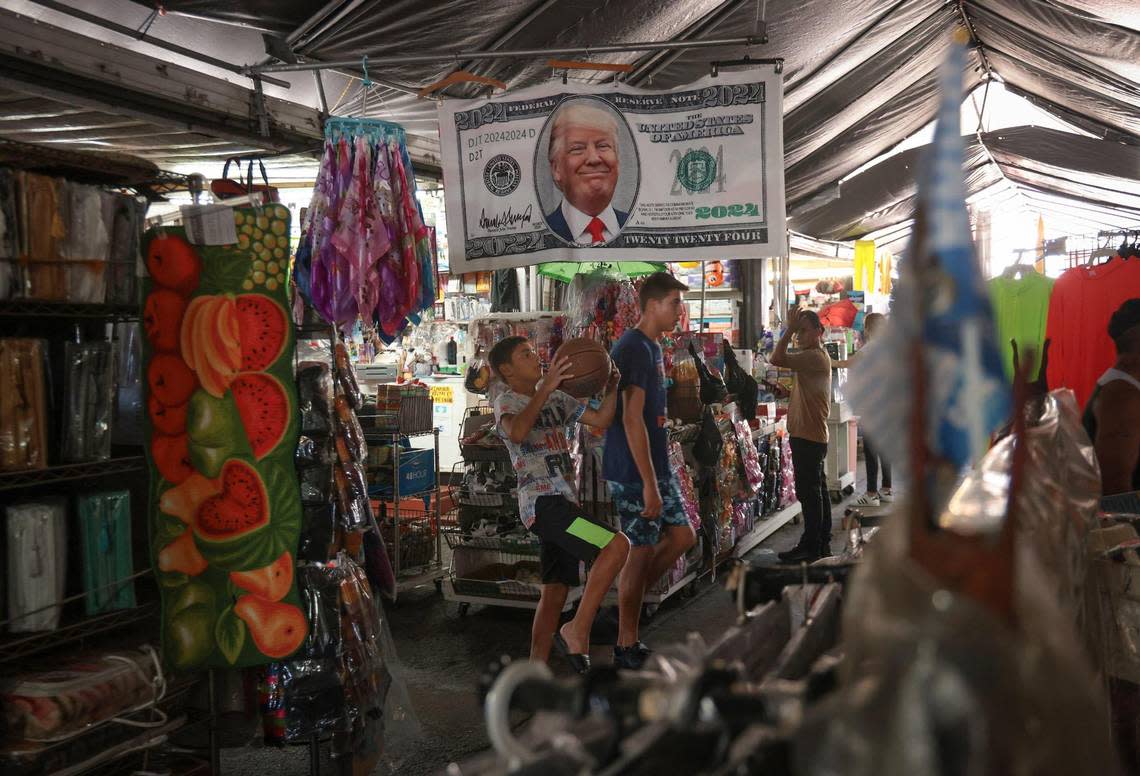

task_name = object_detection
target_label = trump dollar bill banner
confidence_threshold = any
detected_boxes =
[438,68,786,272]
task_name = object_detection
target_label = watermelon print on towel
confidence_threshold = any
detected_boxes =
[142,206,307,670]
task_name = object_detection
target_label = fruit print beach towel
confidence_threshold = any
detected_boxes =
[142,206,307,670]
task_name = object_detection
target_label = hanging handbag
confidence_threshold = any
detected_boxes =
[722,341,759,420]
[690,342,727,406]
[211,158,280,203]
[692,406,723,467]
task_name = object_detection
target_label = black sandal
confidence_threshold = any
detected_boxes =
[553,631,590,674]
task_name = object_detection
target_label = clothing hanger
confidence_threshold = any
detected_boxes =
[1002,249,1034,279]
[418,70,507,99]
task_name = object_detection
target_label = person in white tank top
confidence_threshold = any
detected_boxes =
[1082,299,1140,495]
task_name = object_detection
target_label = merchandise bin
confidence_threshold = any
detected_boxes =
[443,534,583,616]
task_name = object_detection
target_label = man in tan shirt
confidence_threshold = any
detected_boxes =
[770,308,833,561]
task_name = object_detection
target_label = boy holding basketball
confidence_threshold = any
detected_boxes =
[604,272,697,670]
[489,336,629,672]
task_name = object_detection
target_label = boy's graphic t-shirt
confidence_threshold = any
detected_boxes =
[493,389,585,528]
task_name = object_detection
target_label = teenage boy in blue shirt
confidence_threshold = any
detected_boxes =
[604,272,697,670]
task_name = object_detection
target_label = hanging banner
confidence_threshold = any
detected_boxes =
[438,68,786,272]
[142,206,307,670]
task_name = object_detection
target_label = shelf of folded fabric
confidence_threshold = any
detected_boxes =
[0,454,146,492]
[0,599,159,665]
[0,299,140,320]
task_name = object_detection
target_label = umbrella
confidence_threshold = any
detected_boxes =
[536,261,667,283]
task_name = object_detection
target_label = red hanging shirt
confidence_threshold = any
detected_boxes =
[1045,256,1140,408]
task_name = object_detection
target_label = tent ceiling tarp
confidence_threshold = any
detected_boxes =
[790,125,1140,241]
[1,0,1135,238]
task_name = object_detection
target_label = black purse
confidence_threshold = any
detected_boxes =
[690,342,728,405]
[722,341,759,420]
[692,405,724,467]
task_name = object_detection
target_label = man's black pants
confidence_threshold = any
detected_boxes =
[789,437,832,552]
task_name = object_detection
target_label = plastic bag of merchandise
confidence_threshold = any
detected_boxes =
[731,413,763,499]
[62,340,114,462]
[297,361,334,436]
[667,345,702,422]
[715,414,740,521]
[334,395,367,464]
[669,440,701,531]
[779,433,796,507]
[334,342,362,409]
[334,460,373,532]
[112,322,145,446]
[298,503,337,563]
[3,647,161,742]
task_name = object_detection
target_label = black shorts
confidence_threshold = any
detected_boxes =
[531,495,617,587]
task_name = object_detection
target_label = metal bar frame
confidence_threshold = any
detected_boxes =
[247,36,766,75]
[24,0,291,89]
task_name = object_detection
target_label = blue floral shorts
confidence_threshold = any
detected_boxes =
[607,477,690,547]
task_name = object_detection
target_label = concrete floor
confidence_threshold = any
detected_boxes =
[221,491,861,775]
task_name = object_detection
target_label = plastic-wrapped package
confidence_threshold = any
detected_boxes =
[2,648,161,742]
[669,441,701,532]
[104,192,144,306]
[298,362,334,436]
[62,340,114,462]
[340,558,391,719]
[277,657,348,743]
[0,338,49,471]
[77,490,136,616]
[298,463,333,504]
[295,434,335,467]
[60,182,109,303]
[732,415,763,499]
[0,168,17,300]
[334,342,363,410]
[715,415,740,524]
[298,504,337,563]
[335,395,367,463]
[6,499,66,633]
[778,432,796,507]
[335,460,373,532]
[295,564,342,661]
[111,322,144,446]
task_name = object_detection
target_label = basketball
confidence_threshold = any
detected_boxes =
[552,338,612,398]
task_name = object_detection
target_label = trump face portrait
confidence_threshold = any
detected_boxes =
[544,101,629,246]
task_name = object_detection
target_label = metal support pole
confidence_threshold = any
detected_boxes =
[434,428,442,571]
[25,0,292,89]
[313,70,329,116]
[248,36,766,75]
[393,432,401,596]
[207,669,221,775]
[700,261,707,331]
[309,732,321,775]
